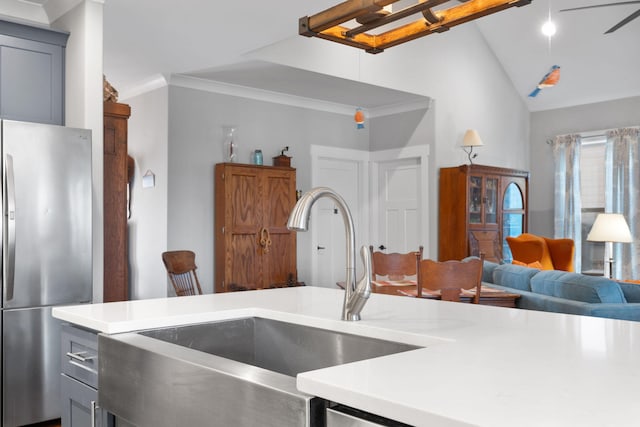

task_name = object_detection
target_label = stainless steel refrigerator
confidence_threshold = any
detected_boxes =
[1,120,92,426]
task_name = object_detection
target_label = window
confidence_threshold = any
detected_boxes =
[580,135,606,273]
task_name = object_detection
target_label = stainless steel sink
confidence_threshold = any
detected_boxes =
[99,317,420,427]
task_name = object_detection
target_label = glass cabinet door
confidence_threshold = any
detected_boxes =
[469,176,482,224]
[502,182,525,262]
[485,177,498,224]
[469,175,498,225]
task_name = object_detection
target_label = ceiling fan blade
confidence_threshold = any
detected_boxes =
[560,1,640,12]
[604,8,640,32]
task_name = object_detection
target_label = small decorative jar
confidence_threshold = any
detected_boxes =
[253,149,263,165]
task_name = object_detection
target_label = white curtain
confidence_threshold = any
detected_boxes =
[605,127,640,279]
[551,134,582,273]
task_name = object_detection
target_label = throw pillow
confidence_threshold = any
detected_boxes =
[512,260,543,269]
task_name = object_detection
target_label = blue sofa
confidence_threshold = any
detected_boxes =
[482,261,640,321]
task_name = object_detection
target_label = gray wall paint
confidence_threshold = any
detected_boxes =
[529,95,640,237]
[126,86,169,299]
[369,108,433,151]
[166,85,374,294]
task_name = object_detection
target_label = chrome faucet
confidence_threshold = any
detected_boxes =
[287,187,372,321]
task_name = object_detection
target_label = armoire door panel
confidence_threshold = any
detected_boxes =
[263,173,294,227]
[264,234,296,287]
[230,173,260,228]
[228,234,260,290]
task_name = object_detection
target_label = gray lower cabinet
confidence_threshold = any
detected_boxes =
[61,324,114,427]
[0,19,68,125]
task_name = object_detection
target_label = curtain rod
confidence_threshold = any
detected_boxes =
[545,126,640,145]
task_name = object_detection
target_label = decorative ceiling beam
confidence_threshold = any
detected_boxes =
[299,0,532,54]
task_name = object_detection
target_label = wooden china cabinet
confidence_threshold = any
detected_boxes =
[438,164,529,263]
[214,163,298,292]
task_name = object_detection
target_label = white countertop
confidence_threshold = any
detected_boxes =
[53,287,640,426]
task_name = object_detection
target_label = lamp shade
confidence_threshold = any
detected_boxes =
[462,129,483,147]
[587,213,632,243]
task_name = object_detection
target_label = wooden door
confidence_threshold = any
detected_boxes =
[261,169,297,287]
[225,166,262,290]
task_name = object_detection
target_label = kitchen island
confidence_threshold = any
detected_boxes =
[53,286,640,427]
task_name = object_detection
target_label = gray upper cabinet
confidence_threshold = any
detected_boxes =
[0,19,69,125]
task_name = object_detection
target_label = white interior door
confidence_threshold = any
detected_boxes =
[310,147,368,288]
[376,158,420,253]
[370,146,429,257]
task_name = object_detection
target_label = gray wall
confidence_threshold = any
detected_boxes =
[126,86,169,299]
[529,95,640,237]
[166,85,379,293]
[126,84,432,297]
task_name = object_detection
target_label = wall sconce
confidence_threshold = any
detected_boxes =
[462,129,483,165]
[587,213,632,279]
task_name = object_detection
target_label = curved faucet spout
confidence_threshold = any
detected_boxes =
[287,187,371,321]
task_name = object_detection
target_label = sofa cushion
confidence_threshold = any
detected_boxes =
[531,271,627,304]
[493,263,540,291]
[482,260,500,283]
[618,282,640,303]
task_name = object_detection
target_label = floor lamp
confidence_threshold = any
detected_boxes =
[586,213,632,279]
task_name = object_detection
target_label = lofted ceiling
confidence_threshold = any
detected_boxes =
[2,0,639,112]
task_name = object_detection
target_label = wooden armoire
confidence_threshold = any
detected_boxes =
[103,101,131,302]
[438,164,529,263]
[214,163,298,293]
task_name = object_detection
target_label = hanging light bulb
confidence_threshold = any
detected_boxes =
[541,19,556,37]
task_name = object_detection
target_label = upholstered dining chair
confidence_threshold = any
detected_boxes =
[162,250,203,296]
[415,254,484,303]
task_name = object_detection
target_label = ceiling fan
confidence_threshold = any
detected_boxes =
[560,0,640,33]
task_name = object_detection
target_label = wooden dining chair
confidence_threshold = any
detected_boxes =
[162,250,203,296]
[369,246,424,282]
[417,254,484,303]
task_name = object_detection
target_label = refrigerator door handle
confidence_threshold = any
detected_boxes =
[5,154,16,301]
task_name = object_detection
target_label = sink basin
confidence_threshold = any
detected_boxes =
[98,317,420,427]
[138,317,418,376]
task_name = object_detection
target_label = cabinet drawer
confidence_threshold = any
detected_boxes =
[61,324,99,388]
[61,374,112,427]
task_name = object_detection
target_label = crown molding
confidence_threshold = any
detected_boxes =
[120,73,431,118]
[118,74,169,101]
[169,74,358,116]
[367,98,432,118]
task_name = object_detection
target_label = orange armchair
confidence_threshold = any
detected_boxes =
[506,233,575,272]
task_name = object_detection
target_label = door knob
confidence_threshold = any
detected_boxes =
[378,245,386,251]
[317,246,326,250]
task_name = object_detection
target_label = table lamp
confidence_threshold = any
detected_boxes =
[462,129,483,165]
[586,213,632,279]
